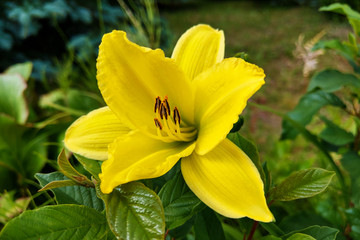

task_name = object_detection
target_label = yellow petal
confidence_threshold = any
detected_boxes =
[64,107,130,160]
[194,58,265,155]
[181,139,273,222]
[97,30,195,134]
[171,24,224,80]
[99,131,196,194]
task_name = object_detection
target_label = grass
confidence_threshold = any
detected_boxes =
[162,1,351,178]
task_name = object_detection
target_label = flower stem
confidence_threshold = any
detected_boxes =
[247,221,259,240]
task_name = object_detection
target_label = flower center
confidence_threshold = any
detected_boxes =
[153,96,197,142]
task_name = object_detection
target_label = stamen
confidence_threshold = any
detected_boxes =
[173,107,181,125]
[154,118,162,130]
[160,103,168,120]
[153,96,197,142]
[164,96,171,115]
[154,97,161,113]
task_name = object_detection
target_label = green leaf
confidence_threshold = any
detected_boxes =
[0,191,30,224]
[281,90,345,140]
[230,116,244,132]
[318,116,354,146]
[39,180,78,191]
[341,151,360,206]
[308,70,360,93]
[4,62,33,81]
[227,132,265,181]
[260,222,285,237]
[194,208,225,240]
[313,40,353,59]
[168,217,195,239]
[287,233,316,240]
[260,236,282,240]
[320,3,360,36]
[0,205,111,240]
[279,212,332,233]
[223,224,245,240]
[57,149,93,186]
[158,171,204,229]
[0,126,48,179]
[271,168,335,201]
[102,182,165,240]
[283,225,339,240]
[35,172,104,211]
[74,153,102,180]
[0,73,28,124]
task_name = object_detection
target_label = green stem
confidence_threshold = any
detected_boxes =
[117,0,147,38]
[42,102,85,117]
[97,0,105,35]
[249,102,349,206]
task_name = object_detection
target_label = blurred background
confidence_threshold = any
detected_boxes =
[0,0,358,234]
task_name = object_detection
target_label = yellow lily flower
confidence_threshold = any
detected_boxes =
[64,24,274,222]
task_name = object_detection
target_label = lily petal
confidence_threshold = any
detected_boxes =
[194,58,265,155]
[99,131,196,194]
[172,24,225,80]
[181,139,273,222]
[97,30,195,134]
[64,107,130,160]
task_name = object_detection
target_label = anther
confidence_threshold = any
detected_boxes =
[154,118,162,130]
[164,96,171,115]
[173,107,181,124]
[154,97,161,113]
[160,103,168,120]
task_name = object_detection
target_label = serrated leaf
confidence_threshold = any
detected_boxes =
[74,153,102,180]
[194,208,225,240]
[283,225,339,240]
[35,172,104,211]
[308,69,360,93]
[287,233,316,240]
[227,132,265,181]
[4,62,32,81]
[39,179,78,191]
[103,182,165,240]
[319,116,354,146]
[158,171,204,229]
[282,90,345,140]
[57,149,93,186]
[271,168,335,201]
[0,205,111,240]
[0,73,28,124]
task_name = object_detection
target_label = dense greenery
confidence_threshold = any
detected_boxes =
[1,1,360,239]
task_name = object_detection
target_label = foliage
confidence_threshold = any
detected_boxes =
[280,3,360,239]
[0,1,354,240]
[0,0,171,83]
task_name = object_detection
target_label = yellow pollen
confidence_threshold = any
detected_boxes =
[160,103,168,120]
[154,118,162,130]
[154,96,161,113]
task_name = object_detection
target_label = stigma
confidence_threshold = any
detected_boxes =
[153,96,196,142]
